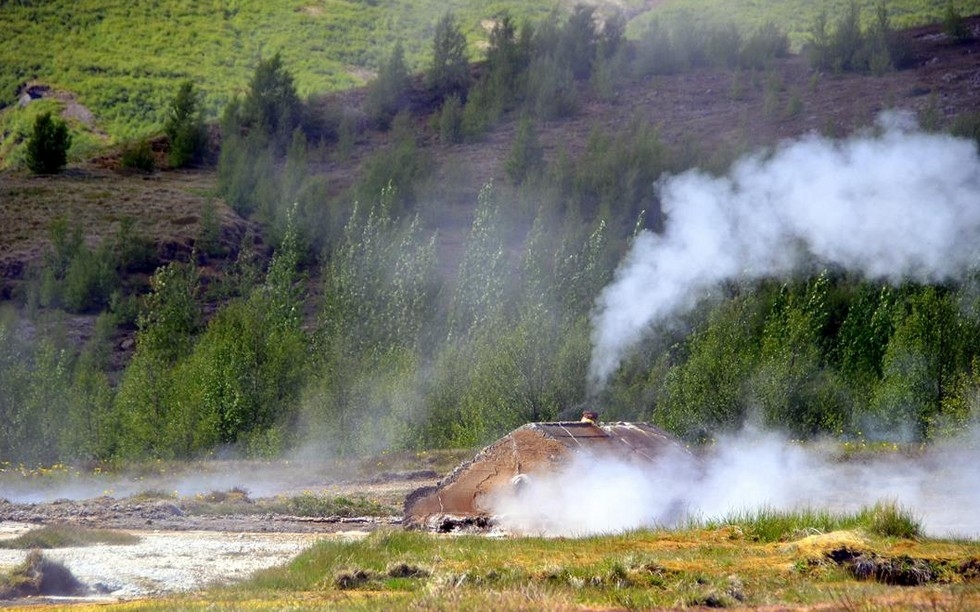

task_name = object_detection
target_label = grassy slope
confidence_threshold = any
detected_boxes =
[2,0,977,162]
[0,0,559,151]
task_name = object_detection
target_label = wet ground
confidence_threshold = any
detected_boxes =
[0,461,444,603]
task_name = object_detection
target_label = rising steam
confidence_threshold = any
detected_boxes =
[488,426,980,538]
[589,112,980,388]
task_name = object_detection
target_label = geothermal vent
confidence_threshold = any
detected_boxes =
[404,413,692,530]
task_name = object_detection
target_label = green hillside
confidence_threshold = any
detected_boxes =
[2,0,977,158]
[0,0,566,146]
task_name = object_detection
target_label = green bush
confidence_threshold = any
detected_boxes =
[951,110,980,149]
[482,12,530,111]
[29,217,121,313]
[739,22,789,69]
[164,80,208,167]
[427,12,470,101]
[135,261,202,364]
[807,1,900,74]
[356,112,431,214]
[438,93,464,144]
[942,1,972,43]
[527,54,578,120]
[62,245,116,313]
[365,42,411,130]
[634,20,683,76]
[120,138,155,173]
[505,116,544,185]
[237,53,302,145]
[25,111,71,174]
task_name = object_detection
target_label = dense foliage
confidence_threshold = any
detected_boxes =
[2,5,980,465]
[25,112,70,174]
[164,81,208,168]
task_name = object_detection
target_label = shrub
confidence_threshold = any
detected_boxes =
[505,116,544,185]
[62,244,116,313]
[951,111,980,149]
[164,80,208,167]
[483,12,528,109]
[807,1,900,74]
[120,138,155,172]
[739,22,789,69]
[25,111,71,174]
[0,550,84,598]
[527,55,578,120]
[438,94,464,144]
[557,4,599,80]
[427,12,470,101]
[357,112,430,214]
[136,261,202,363]
[634,20,682,76]
[365,42,411,130]
[240,53,302,144]
[943,1,972,43]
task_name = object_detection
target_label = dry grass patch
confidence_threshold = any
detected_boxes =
[0,525,139,549]
[0,165,243,281]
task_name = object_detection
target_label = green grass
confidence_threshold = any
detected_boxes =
[178,489,399,518]
[0,525,139,549]
[696,500,922,542]
[0,0,557,155]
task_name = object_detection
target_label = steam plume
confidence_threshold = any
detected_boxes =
[590,112,980,388]
[488,427,980,538]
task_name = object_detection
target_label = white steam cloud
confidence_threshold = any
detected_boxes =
[590,112,980,387]
[489,427,980,538]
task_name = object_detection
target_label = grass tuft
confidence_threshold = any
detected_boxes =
[701,500,922,543]
[285,492,397,518]
[859,500,922,539]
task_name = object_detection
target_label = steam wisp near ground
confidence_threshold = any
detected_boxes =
[489,426,980,538]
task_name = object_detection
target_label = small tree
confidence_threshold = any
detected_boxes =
[164,80,208,167]
[242,53,301,143]
[366,42,411,130]
[427,12,470,101]
[438,94,464,144]
[505,116,543,185]
[26,112,71,174]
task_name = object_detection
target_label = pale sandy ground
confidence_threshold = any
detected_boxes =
[0,522,369,601]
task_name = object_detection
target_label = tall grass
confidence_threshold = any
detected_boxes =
[699,500,922,542]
